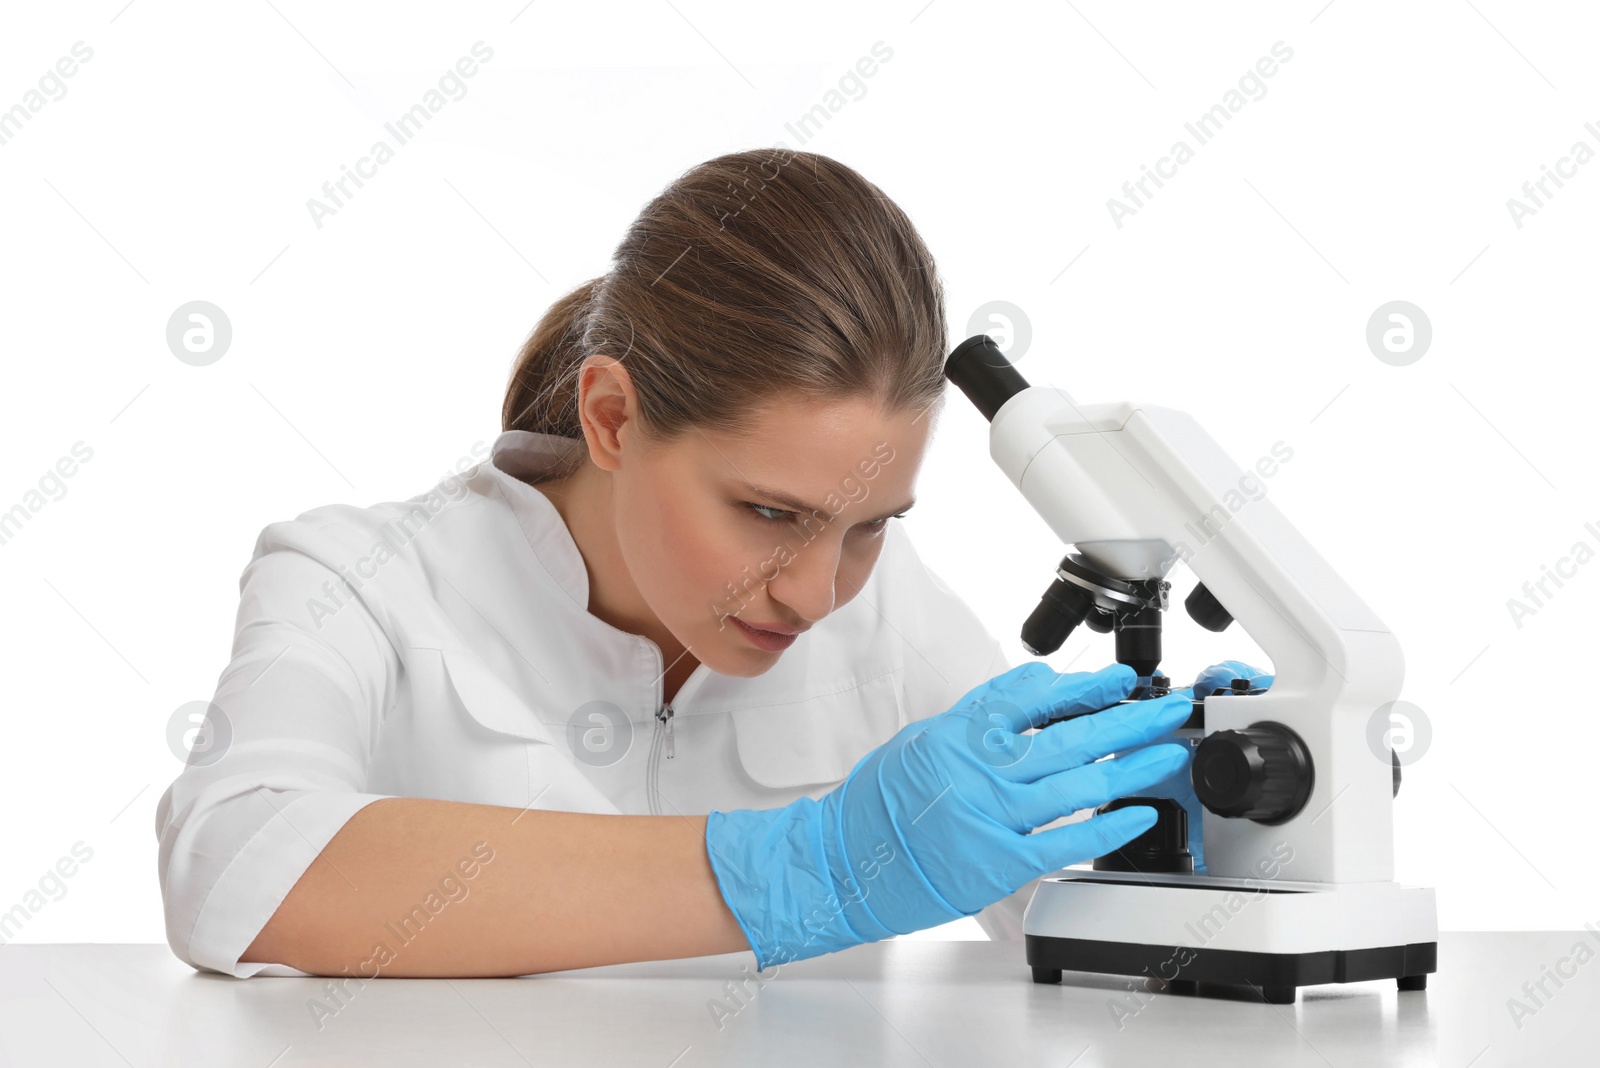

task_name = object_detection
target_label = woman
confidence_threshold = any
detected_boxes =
[155,148,1221,980]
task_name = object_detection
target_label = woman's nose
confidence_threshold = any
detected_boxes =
[767,533,840,623]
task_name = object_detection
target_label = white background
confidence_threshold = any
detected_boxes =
[1,0,1595,953]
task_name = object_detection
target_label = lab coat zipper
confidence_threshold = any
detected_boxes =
[649,696,675,816]
[648,635,683,814]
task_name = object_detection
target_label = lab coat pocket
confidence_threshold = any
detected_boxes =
[437,647,558,747]
[430,647,618,814]
[729,669,904,790]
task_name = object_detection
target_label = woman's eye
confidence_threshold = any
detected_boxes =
[744,503,908,532]
[746,503,794,523]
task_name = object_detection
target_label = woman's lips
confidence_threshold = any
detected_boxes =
[730,615,799,651]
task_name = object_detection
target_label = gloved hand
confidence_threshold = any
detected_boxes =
[703,661,1193,971]
[1186,658,1274,698]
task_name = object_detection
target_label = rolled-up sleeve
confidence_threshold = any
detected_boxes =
[155,532,401,977]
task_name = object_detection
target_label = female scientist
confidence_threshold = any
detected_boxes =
[155,148,1257,979]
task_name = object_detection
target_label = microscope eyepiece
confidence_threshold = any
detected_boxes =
[944,334,1029,422]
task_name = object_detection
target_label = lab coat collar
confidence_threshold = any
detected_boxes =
[486,429,591,610]
[481,429,729,716]
[472,428,910,788]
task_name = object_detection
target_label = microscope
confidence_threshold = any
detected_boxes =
[945,335,1437,1004]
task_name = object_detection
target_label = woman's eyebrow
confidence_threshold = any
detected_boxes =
[735,480,915,522]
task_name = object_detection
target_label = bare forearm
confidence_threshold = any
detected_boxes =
[240,797,751,977]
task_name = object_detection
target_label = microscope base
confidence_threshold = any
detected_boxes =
[1023,870,1438,1004]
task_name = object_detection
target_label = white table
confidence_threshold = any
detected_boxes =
[1,934,1594,1066]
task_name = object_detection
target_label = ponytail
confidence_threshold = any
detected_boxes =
[502,276,602,438]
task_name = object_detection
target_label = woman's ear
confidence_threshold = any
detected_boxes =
[573,354,636,473]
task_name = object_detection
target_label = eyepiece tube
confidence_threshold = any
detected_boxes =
[944,334,1029,422]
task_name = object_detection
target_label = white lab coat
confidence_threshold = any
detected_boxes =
[155,429,1038,978]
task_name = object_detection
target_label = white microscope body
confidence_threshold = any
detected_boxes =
[945,336,1437,1004]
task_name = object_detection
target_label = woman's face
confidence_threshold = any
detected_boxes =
[611,391,933,677]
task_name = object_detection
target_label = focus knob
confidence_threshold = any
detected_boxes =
[1192,721,1314,824]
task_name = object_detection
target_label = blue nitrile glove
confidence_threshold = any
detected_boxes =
[1140,660,1275,871]
[703,661,1193,971]
[1188,659,1274,698]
